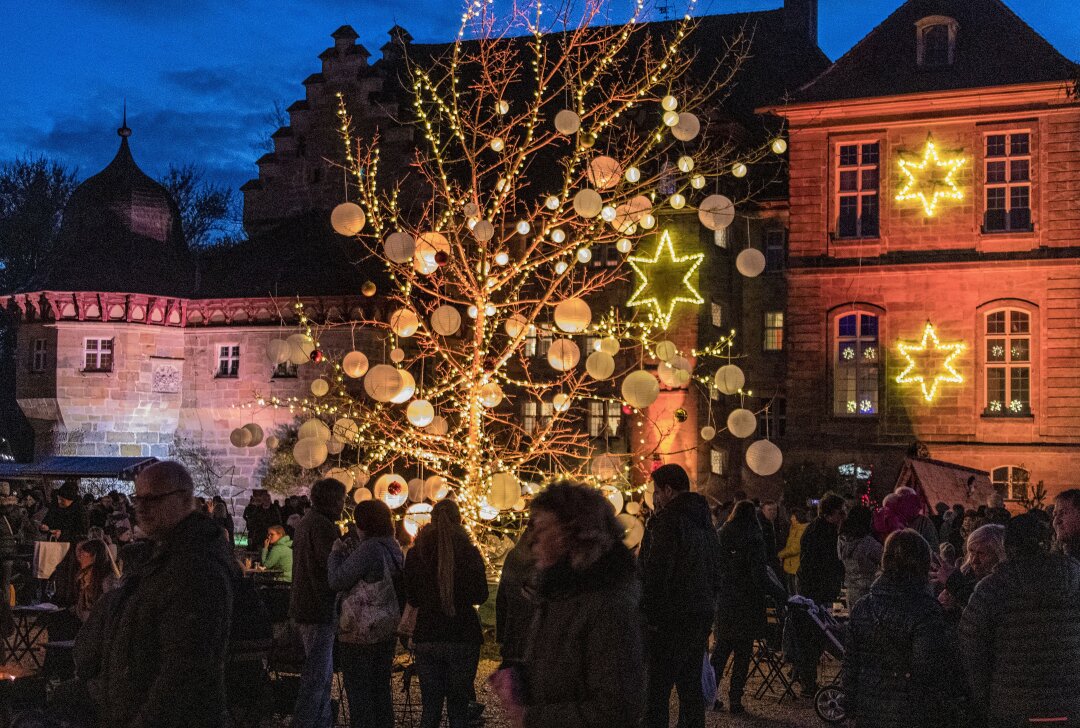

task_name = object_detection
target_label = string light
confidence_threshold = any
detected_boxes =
[895,136,967,217]
[895,322,965,402]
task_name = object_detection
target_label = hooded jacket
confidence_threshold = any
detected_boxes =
[639,491,722,629]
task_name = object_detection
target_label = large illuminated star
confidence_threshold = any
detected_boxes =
[895,322,965,402]
[895,136,967,217]
[626,229,704,330]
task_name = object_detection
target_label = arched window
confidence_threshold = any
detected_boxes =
[916,16,958,67]
[833,311,880,416]
[992,465,1029,501]
[983,308,1031,415]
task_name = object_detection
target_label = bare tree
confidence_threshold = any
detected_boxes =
[160,164,241,247]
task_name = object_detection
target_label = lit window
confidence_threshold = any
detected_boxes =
[523,401,538,434]
[836,143,879,239]
[916,16,958,68]
[765,229,786,272]
[992,465,1029,501]
[588,400,621,438]
[710,449,726,475]
[984,309,1030,415]
[217,344,240,378]
[834,312,879,416]
[984,132,1032,233]
[83,338,114,372]
[31,339,47,372]
[711,302,723,328]
[274,361,298,378]
[764,312,784,352]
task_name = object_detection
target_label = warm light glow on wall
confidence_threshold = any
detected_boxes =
[895,322,965,402]
[895,137,967,217]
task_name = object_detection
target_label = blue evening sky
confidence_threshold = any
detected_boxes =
[0,0,1074,194]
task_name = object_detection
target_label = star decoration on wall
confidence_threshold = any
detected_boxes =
[626,229,704,329]
[895,136,967,217]
[895,322,965,402]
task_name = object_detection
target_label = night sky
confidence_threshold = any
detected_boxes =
[0,0,1075,195]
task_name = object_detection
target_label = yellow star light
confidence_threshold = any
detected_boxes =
[895,137,967,217]
[895,322,965,402]
[626,229,704,330]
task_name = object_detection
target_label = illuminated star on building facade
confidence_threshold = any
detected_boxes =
[626,229,704,329]
[895,136,967,217]
[895,321,965,402]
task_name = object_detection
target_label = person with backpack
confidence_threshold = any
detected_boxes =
[328,500,404,728]
[639,464,722,728]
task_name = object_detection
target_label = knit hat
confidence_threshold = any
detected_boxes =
[56,481,79,501]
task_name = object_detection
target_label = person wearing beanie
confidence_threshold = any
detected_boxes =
[639,463,722,727]
[41,480,89,543]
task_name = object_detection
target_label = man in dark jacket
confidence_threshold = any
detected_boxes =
[290,478,346,728]
[792,492,845,694]
[92,461,238,728]
[41,480,89,542]
[960,513,1080,727]
[640,464,721,728]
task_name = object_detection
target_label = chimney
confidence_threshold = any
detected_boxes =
[784,0,818,46]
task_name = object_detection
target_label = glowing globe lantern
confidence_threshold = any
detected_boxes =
[414,232,450,275]
[331,202,366,236]
[472,220,495,242]
[479,382,504,408]
[242,423,263,447]
[622,370,659,409]
[591,453,622,480]
[390,369,416,404]
[599,337,620,356]
[426,416,449,436]
[407,399,435,427]
[654,340,677,362]
[352,487,373,504]
[325,468,353,489]
[746,439,783,477]
[293,438,329,469]
[373,474,409,509]
[554,298,592,333]
[287,334,315,366]
[573,188,603,219]
[602,485,625,515]
[488,472,520,510]
[698,194,735,231]
[588,156,622,190]
[736,248,766,278]
[424,475,450,501]
[726,408,757,438]
[554,109,580,135]
[298,419,331,442]
[342,351,369,378]
[714,365,745,395]
[407,478,427,503]
[384,231,416,264]
[547,339,581,371]
[391,309,420,338]
[618,513,645,548]
[672,113,700,141]
[310,379,330,397]
[404,503,433,537]
[364,365,403,403]
[505,314,528,338]
[333,417,359,443]
[265,339,291,364]
[586,351,615,380]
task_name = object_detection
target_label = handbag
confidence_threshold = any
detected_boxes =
[338,543,401,645]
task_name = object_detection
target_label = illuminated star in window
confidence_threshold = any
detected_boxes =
[626,229,704,329]
[895,136,967,217]
[895,322,965,402]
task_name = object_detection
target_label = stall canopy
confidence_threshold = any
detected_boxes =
[0,456,159,481]
[894,457,994,510]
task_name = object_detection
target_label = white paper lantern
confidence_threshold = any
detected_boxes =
[553,393,571,412]
[242,423,264,447]
[407,399,435,427]
[658,362,681,388]
[700,425,717,441]
[479,382,504,408]
[626,501,642,516]
[489,472,520,510]
[293,437,329,469]
[265,339,291,365]
[672,113,700,141]
[364,364,403,402]
[334,418,359,442]
[618,513,645,548]
[547,339,581,371]
[373,474,408,509]
[669,193,686,210]
[342,351,369,378]
[690,174,706,190]
[714,364,745,395]
[655,340,677,362]
[771,137,788,155]
[384,231,416,264]
[311,379,330,397]
[464,202,480,217]
[554,109,580,135]
[588,156,622,190]
[407,478,427,503]
[298,419,331,442]
[331,202,366,236]
[550,228,566,244]
[625,166,641,183]
[512,497,527,512]
[573,189,603,219]
[674,369,692,387]
[617,238,632,254]
[287,334,315,365]
[555,261,568,275]
[391,370,415,404]
[677,155,695,173]
[495,251,509,266]
[516,220,531,235]
[576,247,592,264]
[414,232,449,275]
[390,348,405,364]
[430,306,462,336]
[350,487,372,504]
[661,95,678,111]
[351,468,371,488]
[505,313,528,338]
[662,110,679,127]
[622,370,659,409]
[230,427,252,448]
[639,213,656,230]
[591,453,622,480]
[472,220,495,242]
[554,298,592,333]
[698,194,735,231]
[732,162,748,178]
[479,501,499,520]
[586,351,615,380]
[727,408,758,438]
[426,416,449,436]
[490,137,505,152]
[391,308,420,337]
[404,503,433,536]
[326,438,345,455]
[599,337,620,356]
[545,195,560,210]
[602,485,625,515]
[424,475,449,501]
[325,467,353,489]
[265,436,281,451]
[746,439,783,476]
[736,248,766,278]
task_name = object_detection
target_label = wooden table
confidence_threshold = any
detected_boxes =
[1,603,61,668]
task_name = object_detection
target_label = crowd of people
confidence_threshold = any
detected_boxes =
[3,460,1080,728]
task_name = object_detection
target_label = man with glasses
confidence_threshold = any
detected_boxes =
[91,460,239,727]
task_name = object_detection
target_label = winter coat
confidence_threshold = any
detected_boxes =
[404,526,488,645]
[841,575,961,728]
[0,506,27,558]
[639,491,722,629]
[327,535,404,598]
[714,520,788,640]
[758,512,783,579]
[522,544,644,728]
[91,512,238,728]
[289,507,341,624]
[838,534,882,607]
[496,534,536,665]
[260,535,294,582]
[959,552,1080,725]
[798,517,844,605]
[778,521,807,576]
[43,501,89,542]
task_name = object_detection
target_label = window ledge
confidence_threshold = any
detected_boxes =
[981,412,1034,421]
[79,369,113,375]
[216,375,240,380]
[832,414,881,421]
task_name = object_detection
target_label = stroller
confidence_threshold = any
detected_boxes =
[784,596,848,723]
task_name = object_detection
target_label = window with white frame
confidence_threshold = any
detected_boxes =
[764,229,786,272]
[711,302,723,328]
[764,312,784,352]
[836,142,880,239]
[217,344,240,378]
[984,309,1030,415]
[83,338,113,371]
[587,400,621,438]
[834,312,879,415]
[523,401,538,434]
[992,465,1029,501]
[984,132,1032,233]
[31,339,47,372]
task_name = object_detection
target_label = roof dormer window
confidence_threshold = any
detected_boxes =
[916,16,958,67]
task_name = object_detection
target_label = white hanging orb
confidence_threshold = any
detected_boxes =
[668,193,687,210]
[298,419,331,442]
[736,248,766,278]
[293,438,329,469]
[463,202,480,218]
[618,513,645,548]
[489,472,521,510]
[601,485,625,515]
[467,305,479,319]
[407,399,435,427]
[727,408,758,438]
[677,155,695,173]
[265,339,291,365]
[625,166,641,183]
[586,351,616,380]
[591,453,622,480]
[414,232,450,275]
[674,369,692,386]
[626,501,642,516]
[661,95,679,111]
[690,174,706,190]
[407,478,427,504]
[512,497,527,512]
[701,425,717,441]
[516,220,531,235]
[485,304,496,317]
[554,298,593,333]
[698,194,735,231]
[341,351,369,379]
[364,364,404,402]
[384,231,416,264]
[622,370,660,409]
[545,195,560,210]
[771,137,788,155]
[497,99,510,115]
[331,202,366,236]
[490,137,505,152]
[552,393,572,413]
[479,382,504,408]
[390,308,420,338]
[424,475,450,501]
[230,427,252,448]
[325,437,345,455]
[265,435,280,451]
[732,162,748,178]
[554,109,581,135]
[333,417,359,442]
[425,416,449,437]
[550,228,567,244]
[352,487,373,504]
[746,439,783,477]
[390,369,415,404]
[588,156,622,190]
[714,364,746,395]
[548,339,581,371]
[505,313,528,338]
[310,379,330,397]
[601,205,618,223]
[287,334,315,366]
[431,305,462,336]
[662,110,680,127]
[616,238,632,254]
[404,503,433,537]
[658,362,681,388]
[599,337,620,356]
[351,468,371,488]
[472,220,495,242]
[389,348,405,364]
[573,188,603,219]
[640,213,657,230]
[576,247,592,264]
[554,260,569,275]
[672,113,700,142]
[325,467,353,489]
[495,251,509,266]
[655,340,678,362]
[373,473,409,509]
